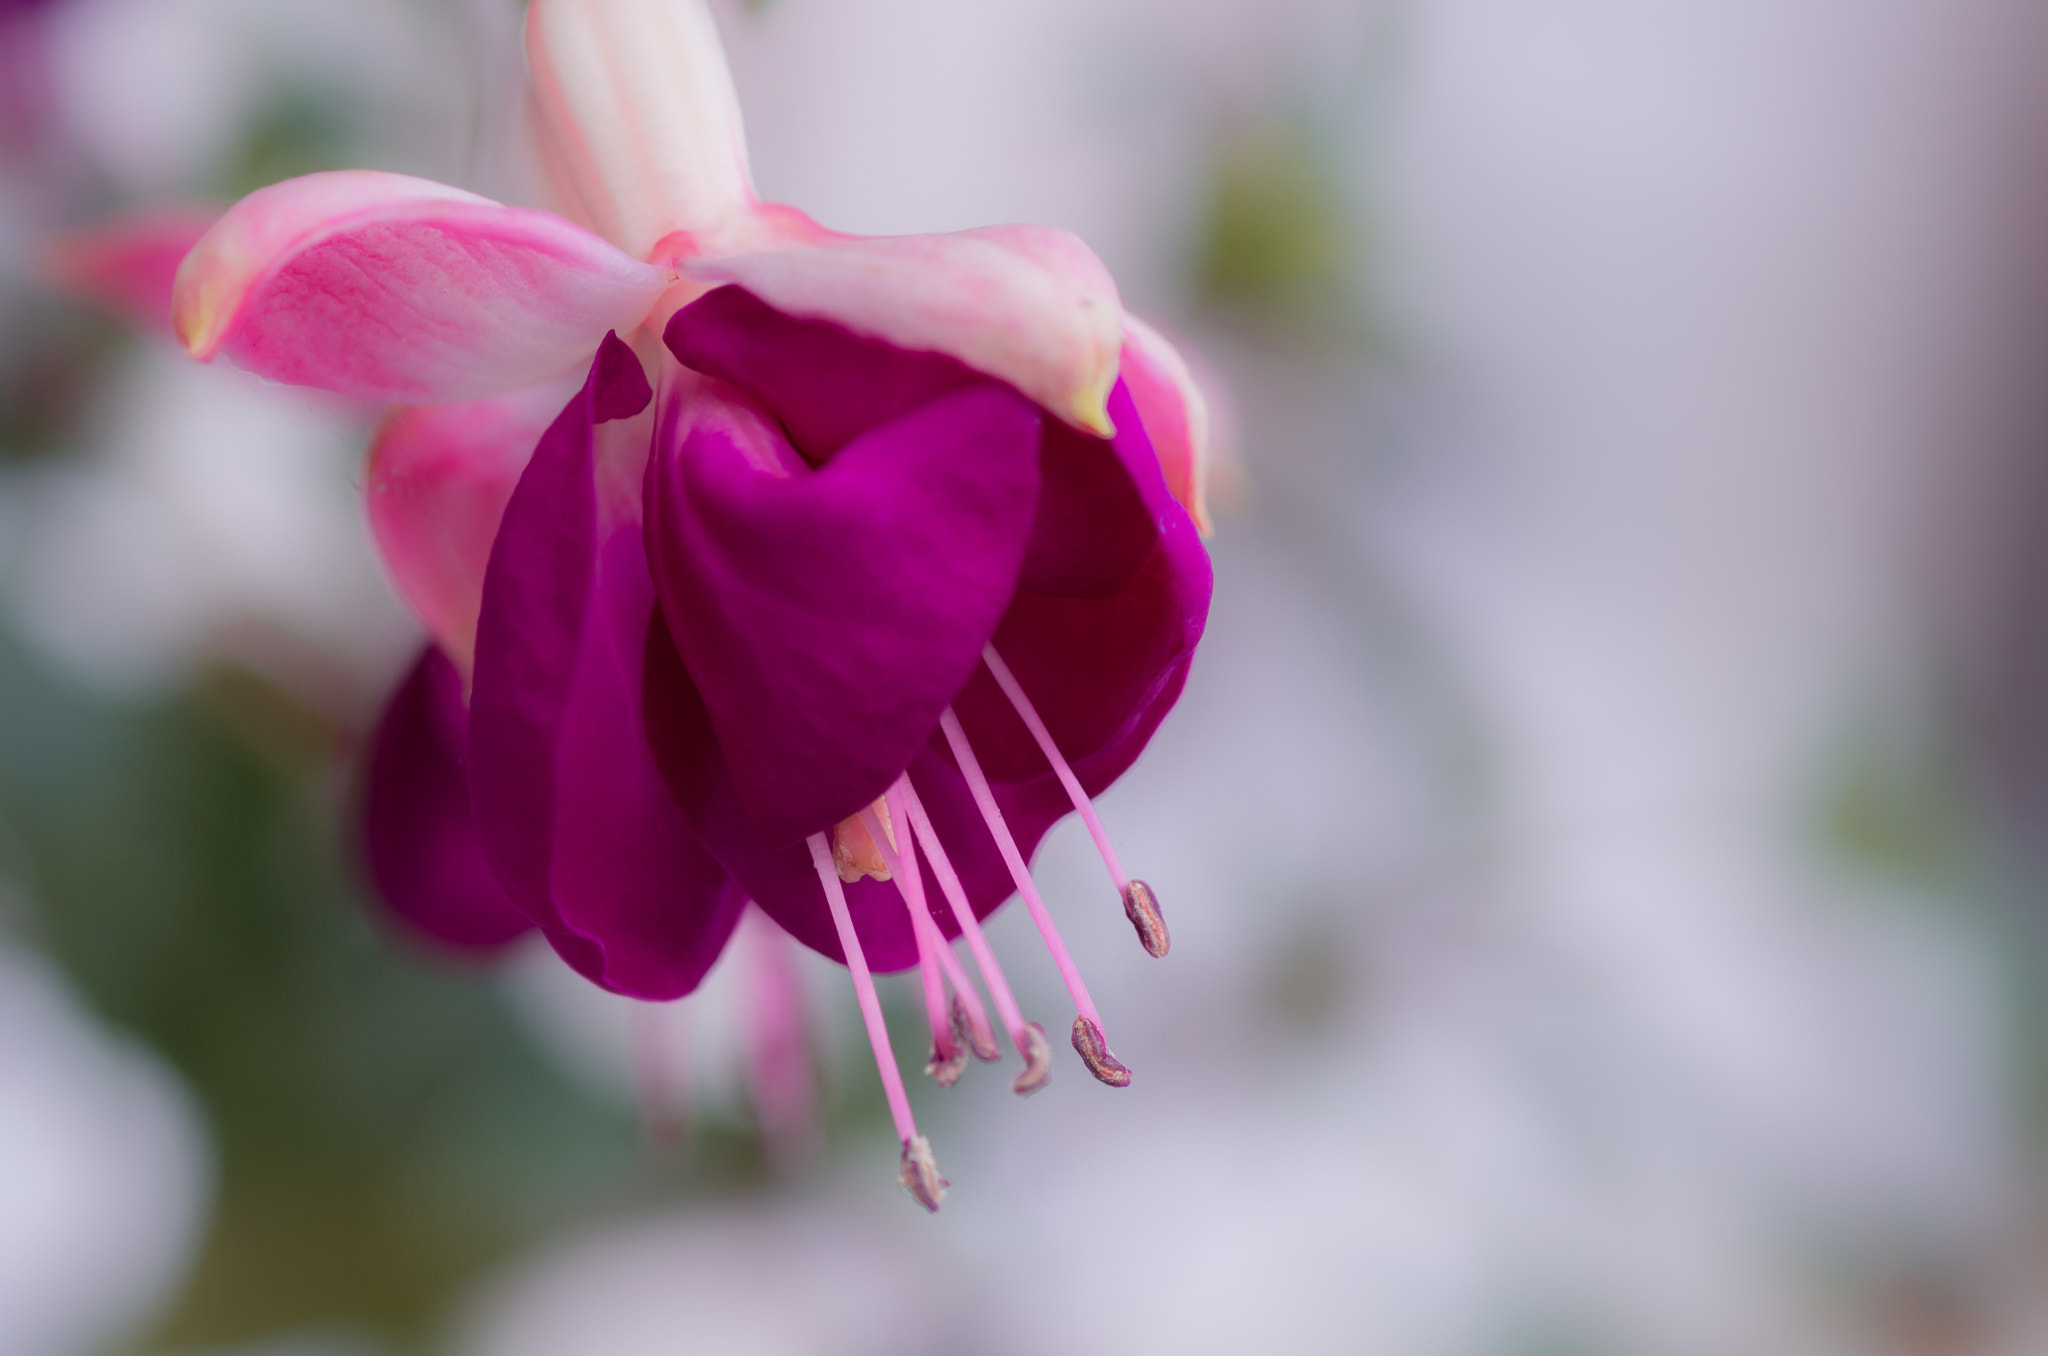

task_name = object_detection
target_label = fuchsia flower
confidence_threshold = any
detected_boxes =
[173,0,1214,1210]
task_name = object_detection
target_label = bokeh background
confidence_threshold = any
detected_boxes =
[4,0,2048,1352]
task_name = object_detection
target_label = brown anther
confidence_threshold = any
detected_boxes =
[954,991,1000,1062]
[924,1035,969,1088]
[1071,1015,1133,1088]
[898,1134,949,1213]
[1122,879,1170,957]
[1012,1021,1053,1096]
[831,799,896,883]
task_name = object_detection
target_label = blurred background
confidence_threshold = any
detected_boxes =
[3,0,2048,1352]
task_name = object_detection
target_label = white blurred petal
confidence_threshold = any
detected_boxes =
[0,941,212,1356]
[454,1199,968,1356]
[500,926,853,1126]
[716,0,1364,312]
[1,344,415,701]
[45,0,475,195]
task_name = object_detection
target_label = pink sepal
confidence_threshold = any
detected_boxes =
[174,170,671,403]
[43,205,223,336]
[688,222,1125,438]
[1119,313,1217,536]
[526,0,758,261]
[365,379,578,681]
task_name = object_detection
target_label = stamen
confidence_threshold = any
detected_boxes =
[950,986,1001,1062]
[892,779,1051,1096]
[937,707,1133,1088]
[1016,1020,1053,1096]
[1122,878,1171,959]
[1071,1015,1132,1088]
[806,831,934,1199]
[899,1133,949,1213]
[920,930,999,1060]
[925,1027,970,1087]
[982,645,1169,957]
[860,802,962,1086]
[869,785,1004,1071]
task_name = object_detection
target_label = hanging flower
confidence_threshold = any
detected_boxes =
[173,0,1215,1210]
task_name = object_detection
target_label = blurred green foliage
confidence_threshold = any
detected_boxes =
[218,93,359,203]
[0,303,124,465]
[1814,715,1973,892]
[0,628,689,1351]
[1196,115,1362,335]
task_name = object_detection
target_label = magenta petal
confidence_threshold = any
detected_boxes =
[468,334,744,999]
[360,645,533,952]
[645,375,1042,846]
[1018,415,1158,598]
[1120,314,1217,534]
[949,378,1213,787]
[663,285,978,460]
[667,286,1157,599]
[640,612,1023,972]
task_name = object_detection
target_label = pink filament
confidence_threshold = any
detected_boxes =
[861,801,954,1058]
[983,644,1129,893]
[739,908,816,1168]
[805,832,918,1146]
[893,778,1034,1054]
[932,928,993,1040]
[937,707,1105,1031]
[882,781,996,1047]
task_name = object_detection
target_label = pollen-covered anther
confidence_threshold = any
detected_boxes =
[1122,879,1170,958]
[1012,1020,1053,1096]
[924,1033,969,1088]
[831,798,895,883]
[954,990,1000,1062]
[976,647,1169,964]
[899,1134,949,1213]
[1071,1015,1132,1088]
